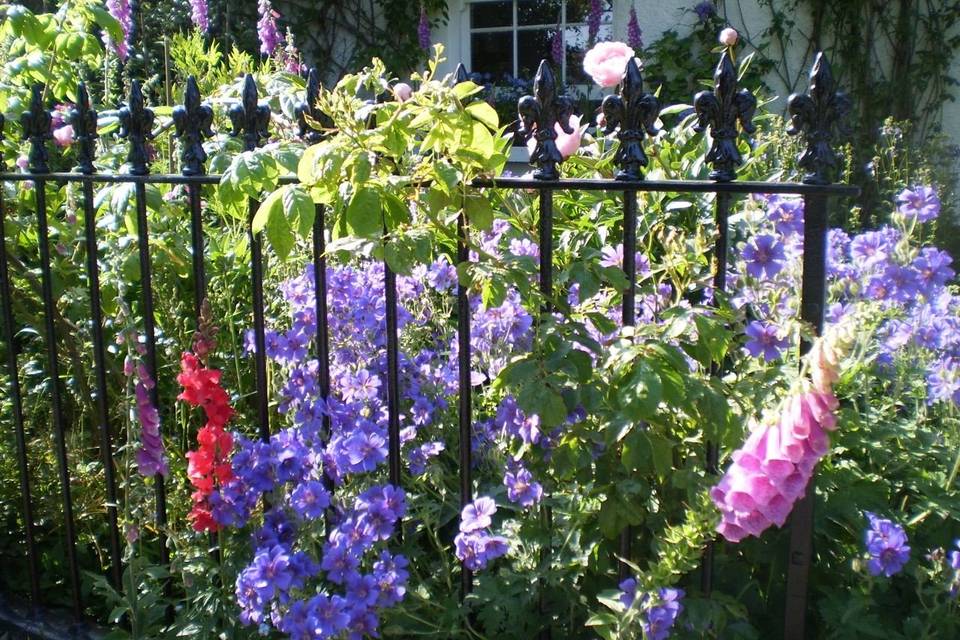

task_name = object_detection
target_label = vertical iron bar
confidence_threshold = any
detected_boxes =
[457,208,473,599]
[35,179,83,617]
[135,182,170,568]
[384,261,402,491]
[701,191,731,596]
[538,189,553,311]
[83,177,123,590]
[188,184,206,318]
[783,193,828,640]
[0,136,41,606]
[249,198,270,442]
[538,187,553,640]
[618,189,637,581]
[312,204,334,520]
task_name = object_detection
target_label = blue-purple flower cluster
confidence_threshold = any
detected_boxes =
[863,512,911,577]
[455,497,509,570]
[618,579,685,640]
[730,187,959,396]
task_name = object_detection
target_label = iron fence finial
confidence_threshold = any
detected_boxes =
[295,68,332,144]
[517,59,574,181]
[693,51,756,182]
[173,76,215,176]
[601,57,660,181]
[453,62,469,85]
[20,84,52,174]
[118,81,155,176]
[229,74,270,152]
[787,52,851,185]
[71,83,99,175]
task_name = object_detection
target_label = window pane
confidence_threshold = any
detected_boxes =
[518,0,560,26]
[471,1,513,29]
[471,32,513,79]
[517,28,555,80]
[565,0,612,24]
[564,25,589,84]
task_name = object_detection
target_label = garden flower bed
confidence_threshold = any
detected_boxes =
[0,3,958,640]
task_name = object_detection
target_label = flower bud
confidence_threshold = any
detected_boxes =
[719,27,739,46]
[393,82,413,102]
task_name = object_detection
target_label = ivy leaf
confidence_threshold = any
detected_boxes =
[345,187,381,238]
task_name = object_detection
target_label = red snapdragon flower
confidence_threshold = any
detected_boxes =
[179,350,235,532]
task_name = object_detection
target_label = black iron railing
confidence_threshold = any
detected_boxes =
[0,52,857,640]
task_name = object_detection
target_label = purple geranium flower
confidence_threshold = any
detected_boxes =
[289,479,330,520]
[896,185,940,222]
[742,234,786,279]
[460,496,497,533]
[503,466,543,508]
[864,512,911,577]
[744,321,788,360]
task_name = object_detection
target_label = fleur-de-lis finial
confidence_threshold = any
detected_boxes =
[295,68,332,144]
[693,51,757,182]
[787,52,851,185]
[229,74,271,151]
[70,83,98,175]
[601,58,660,181]
[118,81,156,176]
[517,60,574,180]
[453,62,469,86]
[20,84,52,174]
[173,76,214,176]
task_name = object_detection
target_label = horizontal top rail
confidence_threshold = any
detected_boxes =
[0,172,860,197]
[471,177,860,196]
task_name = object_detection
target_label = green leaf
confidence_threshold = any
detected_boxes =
[88,7,124,44]
[517,381,567,426]
[345,187,381,237]
[464,195,494,231]
[647,433,674,477]
[452,80,483,100]
[465,101,499,130]
[283,185,315,237]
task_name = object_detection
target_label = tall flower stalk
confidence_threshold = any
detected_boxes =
[190,0,209,33]
[257,0,282,57]
[418,4,431,51]
[105,0,133,61]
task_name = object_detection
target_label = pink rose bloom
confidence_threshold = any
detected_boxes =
[15,155,28,170]
[53,125,75,148]
[719,27,739,46]
[393,82,413,102]
[526,115,588,159]
[582,41,636,88]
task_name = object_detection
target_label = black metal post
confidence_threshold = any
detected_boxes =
[618,189,638,581]
[384,262,403,492]
[700,190,731,596]
[312,204,335,521]
[36,177,84,618]
[229,75,271,442]
[457,207,473,599]
[782,52,849,637]
[0,115,41,606]
[21,85,83,618]
[783,193,828,639]
[119,80,170,568]
[72,84,124,590]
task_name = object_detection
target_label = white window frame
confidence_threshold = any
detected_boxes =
[460,0,611,86]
